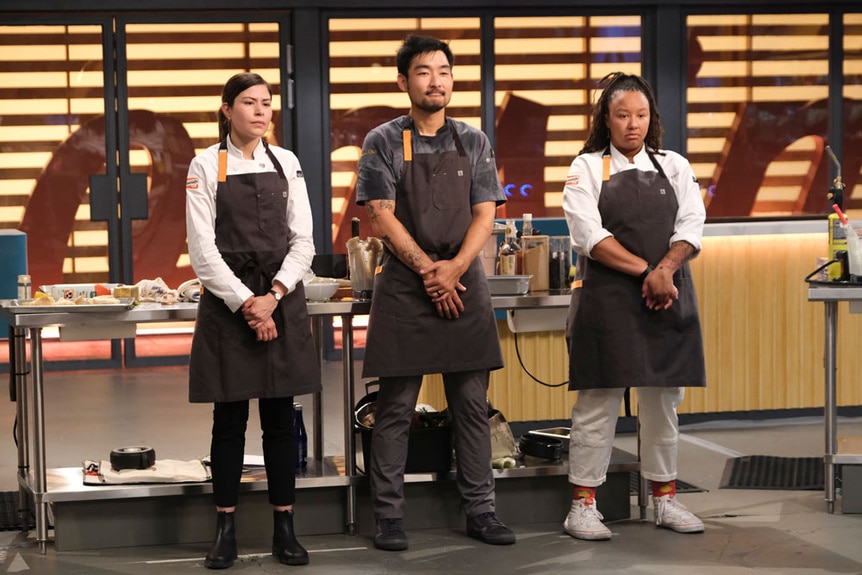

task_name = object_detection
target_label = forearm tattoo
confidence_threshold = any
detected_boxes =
[657,241,695,273]
[366,200,426,271]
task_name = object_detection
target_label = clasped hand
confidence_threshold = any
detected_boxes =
[242,294,279,341]
[420,259,466,319]
[641,267,678,311]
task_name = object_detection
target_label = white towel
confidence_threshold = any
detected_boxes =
[82,458,211,485]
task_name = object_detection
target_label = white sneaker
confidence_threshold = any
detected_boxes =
[653,494,704,533]
[563,498,612,540]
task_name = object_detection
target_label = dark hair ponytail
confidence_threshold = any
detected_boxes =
[580,72,663,155]
[217,72,272,141]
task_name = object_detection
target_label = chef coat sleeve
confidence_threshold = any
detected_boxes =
[562,153,612,257]
[272,149,315,293]
[355,128,399,204]
[185,152,254,312]
[665,151,706,254]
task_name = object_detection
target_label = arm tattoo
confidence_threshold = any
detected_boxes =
[658,241,695,273]
[399,248,426,271]
[368,201,426,272]
[365,200,394,224]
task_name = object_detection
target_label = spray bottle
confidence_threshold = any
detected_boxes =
[826,146,846,281]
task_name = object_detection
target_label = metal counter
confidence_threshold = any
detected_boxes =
[807,285,862,513]
[1,291,573,552]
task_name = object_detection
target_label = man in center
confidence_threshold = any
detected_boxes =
[355,34,515,551]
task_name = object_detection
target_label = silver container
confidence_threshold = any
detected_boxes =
[486,274,532,295]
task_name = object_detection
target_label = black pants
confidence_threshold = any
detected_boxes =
[211,397,296,508]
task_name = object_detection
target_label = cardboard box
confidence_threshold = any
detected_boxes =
[41,283,118,301]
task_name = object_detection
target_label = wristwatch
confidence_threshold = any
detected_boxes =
[639,265,654,282]
[268,289,283,302]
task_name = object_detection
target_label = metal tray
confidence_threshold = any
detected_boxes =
[4,298,136,313]
[486,275,532,295]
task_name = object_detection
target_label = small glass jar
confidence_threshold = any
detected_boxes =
[17,274,31,300]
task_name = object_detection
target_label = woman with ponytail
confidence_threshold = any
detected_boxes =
[185,72,320,569]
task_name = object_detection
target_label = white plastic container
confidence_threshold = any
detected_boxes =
[844,224,862,277]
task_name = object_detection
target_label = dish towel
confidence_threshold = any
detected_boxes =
[82,458,211,485]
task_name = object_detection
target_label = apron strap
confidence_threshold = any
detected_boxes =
[401,118,467,163]
[218,149,228,183]
[402,130,412,162]
[601,146,668,182]
[263,140,287,181]
[446,119,467,157]
[217,139,287,186]
[646,148,668,180]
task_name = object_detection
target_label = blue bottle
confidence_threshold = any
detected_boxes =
[294,402,308,468]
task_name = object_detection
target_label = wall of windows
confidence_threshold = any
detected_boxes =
[0,19,284,364]
[0,21,282,289]
[327,10,861,256]
[686,14,836,219]
[3,12,860,285]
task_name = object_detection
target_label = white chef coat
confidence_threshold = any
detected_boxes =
[562,144,705,258]
[186,137,315,312]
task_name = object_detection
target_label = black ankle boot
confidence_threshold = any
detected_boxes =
[272,509,308,566]
[205,511,238,569]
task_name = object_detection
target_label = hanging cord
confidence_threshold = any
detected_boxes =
[513,330,634,415]
[804,258,844,286]
[512,331,568,388]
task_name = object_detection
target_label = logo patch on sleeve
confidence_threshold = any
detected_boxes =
[296,170,304,178]
[186,177,199,190]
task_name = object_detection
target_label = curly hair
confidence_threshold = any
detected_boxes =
[579,72,663,155]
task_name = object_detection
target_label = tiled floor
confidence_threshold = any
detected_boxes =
[0,361,861,574]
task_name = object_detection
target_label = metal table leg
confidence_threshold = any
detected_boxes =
[29,327,48,553]
[312,316,324,466]
[824,300,838,513]
[341,313,356,535]
[11,327,31,533]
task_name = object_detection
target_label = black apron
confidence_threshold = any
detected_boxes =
[566,150,705,391]
[362,119,504,377]
[189,140,321,403]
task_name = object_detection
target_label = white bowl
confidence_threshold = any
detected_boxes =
[303,279,339,301]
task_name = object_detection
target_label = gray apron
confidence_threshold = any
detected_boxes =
[362,119,504,377]
[189,140,321,403]
[566,150,705,391]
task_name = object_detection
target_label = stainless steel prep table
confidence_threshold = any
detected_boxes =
[807,285,862,512]
[2,292,574,551]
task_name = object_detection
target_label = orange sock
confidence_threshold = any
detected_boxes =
[573,485,596,502]
[651,480,676,498]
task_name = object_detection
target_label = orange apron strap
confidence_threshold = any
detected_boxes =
[218,149,228,183]
[602,155,611,182]
[402,130,412,162]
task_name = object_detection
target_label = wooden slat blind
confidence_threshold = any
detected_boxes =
[0,22,279,284]
[686,14,842,218]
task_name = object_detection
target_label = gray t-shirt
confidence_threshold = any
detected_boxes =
[355,115,506,206]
